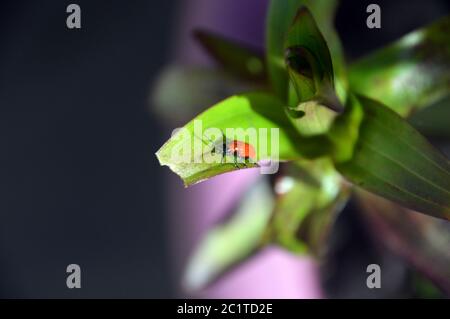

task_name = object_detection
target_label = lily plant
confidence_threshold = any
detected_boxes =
[155,0,450,293]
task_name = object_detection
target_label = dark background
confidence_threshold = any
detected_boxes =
[0,0,448,298]
[0,0,177,298]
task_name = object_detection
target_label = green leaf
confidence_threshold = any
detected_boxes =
[263,158,350,257]
[194,30,267,84]
[183,178,274,291]
[266,0,346,102]
[285,46,317,102]
[335,95,450,220]
[285,8,334,92]
[286,99,340,136]
[266,0,308,100]
[285,44,342,111]
[349,15,450,117]
[156,92,331,186]
[282,7,343,136]
[327,94,364,163]
[409,96,450,138]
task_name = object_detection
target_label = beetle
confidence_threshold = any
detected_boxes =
[201,133,257,168]
[214,139,256,168]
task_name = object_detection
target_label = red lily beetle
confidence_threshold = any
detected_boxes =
[212,137,256,168]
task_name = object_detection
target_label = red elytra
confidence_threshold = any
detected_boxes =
[226,140,256,160]
[204,134,257,166]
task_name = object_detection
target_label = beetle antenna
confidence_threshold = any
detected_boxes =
[192,132,211,146]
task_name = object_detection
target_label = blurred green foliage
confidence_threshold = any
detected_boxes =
[155,0,450,293]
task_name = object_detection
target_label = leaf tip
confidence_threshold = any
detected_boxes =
[293,5,312,22]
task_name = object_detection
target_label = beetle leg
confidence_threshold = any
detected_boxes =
[234,154,239,169]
